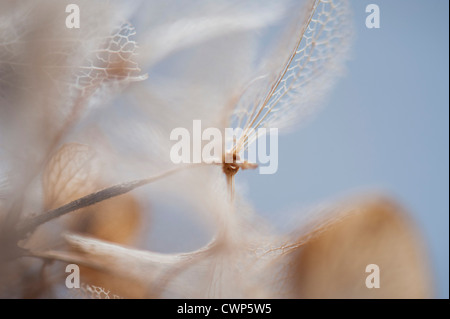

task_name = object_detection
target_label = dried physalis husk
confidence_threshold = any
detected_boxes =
[43,143,101,211]
[282,197,432,298]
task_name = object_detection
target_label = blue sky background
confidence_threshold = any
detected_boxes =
[242,0,449,298]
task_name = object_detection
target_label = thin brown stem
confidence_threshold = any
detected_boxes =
[226,174,235,203]
[16,165,196,237]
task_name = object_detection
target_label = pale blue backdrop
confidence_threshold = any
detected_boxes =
[243,0,449,298]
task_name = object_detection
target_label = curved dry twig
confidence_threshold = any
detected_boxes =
[17,164,202,237]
